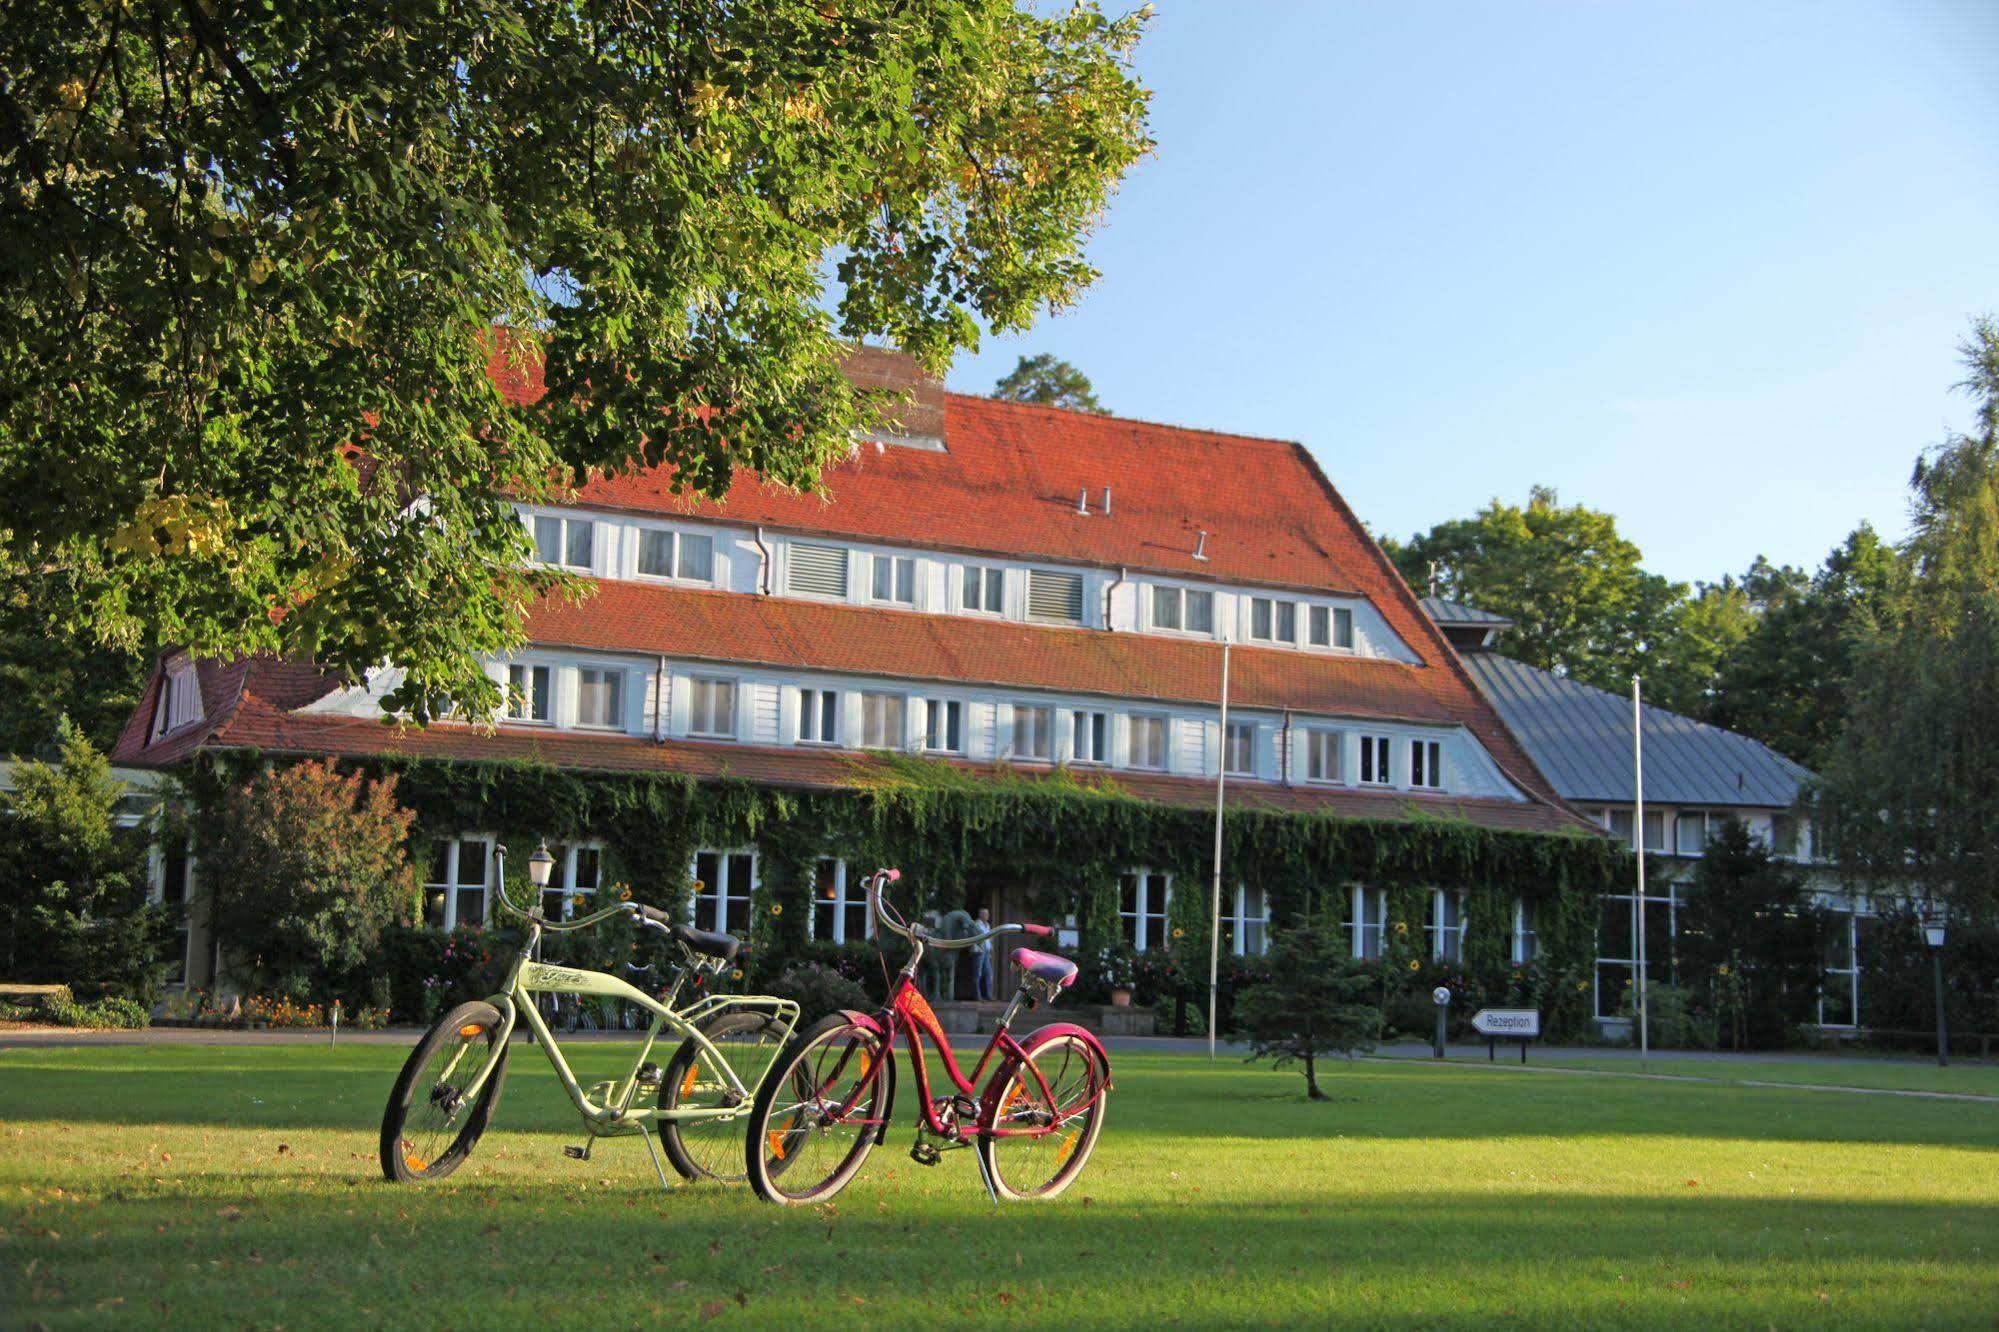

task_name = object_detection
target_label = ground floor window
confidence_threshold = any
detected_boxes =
[691,850,756,936]
[811,857,871,943]
[1220,883,1269,956]
[1427,889,1466,962]
[540,844,602,921]
[1119,871,1172,952]
[1346,886,1386,959]
[1819,907,1870,1027]
[156,845,192,984]
[426,837,494,930]
[1512,898,1538,963]
[1594,885,1678,1019]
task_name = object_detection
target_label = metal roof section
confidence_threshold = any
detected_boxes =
[1456,652,1812,808]
[1419,597,1515,629]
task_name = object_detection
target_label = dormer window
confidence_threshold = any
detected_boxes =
[1249,597,1297,644]
[533,515,594,570]
[149,655,204,743]
[638,528,714,583]
[871,553,917,605]
[1308,605,1355,649]
[1150,585,1214,634]
[963,565,1005,614]
[1410,739,1444,790]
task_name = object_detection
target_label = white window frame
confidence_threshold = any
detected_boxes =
[506,663,552,724]
[1305,728,1342,784]
[1676,810,1710,856]
[1349,885,1386,959]
[1410,739,1444,791]
[1014,704,1054,761]
[1428,889,1466,962]
[1818,905,1865,1028]
[1119,870,1173,952]
[532,513,595,570]
[962,564,1006,615]
[1150,585,1215,636]
[1512,898,1538,963]
[870,553,917,606]
[810,857,873,944]
[1223,721,1256,777]
[686,676,737,739]
[689,848,757,937]
[427,835,495,931]
[574,667,626,731]
[540,843,604,921]
[1070,709,1109,764]
[921,698,964,754]
[860,691,906,750]
[1128,713,1168,770]
[1222,883,1269,956]
[150,655,205,742]
[636,526,716,584]
[1593,884,1679,1019]
[1359,734,1392,786]
[798,686,839,745]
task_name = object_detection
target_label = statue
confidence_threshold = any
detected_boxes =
[922,908,978,998]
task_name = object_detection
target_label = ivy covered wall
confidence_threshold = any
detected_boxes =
[180,750,1627,1037]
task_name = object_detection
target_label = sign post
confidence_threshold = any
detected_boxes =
[1470,1007,1540,1063]
[1431,985,1451,1059]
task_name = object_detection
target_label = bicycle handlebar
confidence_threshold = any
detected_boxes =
[862,868,1053,951]
[491,844,672,934]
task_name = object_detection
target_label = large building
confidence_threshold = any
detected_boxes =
[1423,598,1868,1030]
[115,350,1612,1002]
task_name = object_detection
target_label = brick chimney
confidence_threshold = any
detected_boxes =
[840,344,946,450]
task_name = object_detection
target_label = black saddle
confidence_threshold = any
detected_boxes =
[670,923,739,963]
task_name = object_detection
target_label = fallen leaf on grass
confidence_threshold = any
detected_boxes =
[699,1300,727,1322]
[216,1206,244,1222]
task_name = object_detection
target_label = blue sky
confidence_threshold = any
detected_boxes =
[944,1,1999,585]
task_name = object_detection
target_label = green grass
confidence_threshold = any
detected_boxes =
[1506,1052,1999,1097]
[2,1040,1996,1328]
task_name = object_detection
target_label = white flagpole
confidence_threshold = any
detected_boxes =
[1208,641,1231,1060]
[1633,675,1649,1071]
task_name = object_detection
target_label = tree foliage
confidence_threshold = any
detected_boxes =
[1813,318,1999,920]
[201,760,420,996]
[992,352,1107,412]
[1230,915,1379,1099]
[2,2,1153,719]
[0,719,169,1000]
[1674,819,1826,1049]
[0,567,150,755]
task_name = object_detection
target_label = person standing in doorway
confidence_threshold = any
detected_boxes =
[972,907,995,1001]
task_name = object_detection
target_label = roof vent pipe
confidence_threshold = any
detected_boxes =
[1077,488,1090,516]
[1192,529,1209,562]
[1102,487,1112,516]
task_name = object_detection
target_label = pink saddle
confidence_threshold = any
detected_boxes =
[1012,948,1079,988]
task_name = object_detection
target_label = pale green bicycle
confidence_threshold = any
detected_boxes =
[379,843,799,1188]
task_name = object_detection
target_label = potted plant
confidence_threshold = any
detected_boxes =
[1098,942,1137,1007]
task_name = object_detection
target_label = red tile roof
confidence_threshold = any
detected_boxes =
[110,657,1588,836]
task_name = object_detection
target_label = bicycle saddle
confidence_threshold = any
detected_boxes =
[670,923,739,963]
[1011,948,1078,988]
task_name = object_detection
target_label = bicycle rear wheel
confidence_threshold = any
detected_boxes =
[977,1030,1109,1201]
[380,1001,510,1183]
[657,1009,790,1182]
[744,1014,889,1205]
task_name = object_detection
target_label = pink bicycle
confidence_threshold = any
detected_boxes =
[743,869,1112,1205]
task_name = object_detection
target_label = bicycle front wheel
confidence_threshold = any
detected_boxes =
[977,1030,1109,1201]
[380,1001,510,1183]
[658,1009,791,1182]
[744,1014,889,1206]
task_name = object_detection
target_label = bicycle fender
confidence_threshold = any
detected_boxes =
[835,1009,896,1141]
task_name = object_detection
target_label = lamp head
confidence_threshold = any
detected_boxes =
[1923,916,1947,950]
[527,841,556,889]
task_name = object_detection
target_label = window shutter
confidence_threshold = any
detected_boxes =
[787,543,849,598]
[1027,570,1084,623]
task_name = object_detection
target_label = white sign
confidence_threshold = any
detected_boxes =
[1470,1007,1540,1038]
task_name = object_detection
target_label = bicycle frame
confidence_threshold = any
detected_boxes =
[877,972,1057,1140]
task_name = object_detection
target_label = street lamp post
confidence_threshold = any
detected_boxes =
[1923,910,1948,1068]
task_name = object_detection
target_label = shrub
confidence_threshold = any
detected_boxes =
[767,962,871,1023]
[1617,982,1718,1050]
[1232,918,1380,1099]
[202,760,420,998]
[41,993,150,1029]
[0,720,172,1003]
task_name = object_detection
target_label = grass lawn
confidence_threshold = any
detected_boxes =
[2,1039,1995,1328]
[1507,1053,1999,1097]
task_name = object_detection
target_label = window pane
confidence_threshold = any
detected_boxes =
[1275,602,1296,641]
[1677,813,1706,855]
[678,533,712,581]
[638,530,674,576]
[985,568,1003,611]
[534,516,562,563]
[872,556,892,600]
[1187,590,1214,634]
[1609,808,1636,848]
[565,519,593,569]
[1251,599,1272,639]
[1598,898,1634,959]
[1309,605,1330,646]
[963,565,980,609]
[1334,607,1354,648]
[578,670,621,727]
[1154,587,1180,630]
[895,558,915,602]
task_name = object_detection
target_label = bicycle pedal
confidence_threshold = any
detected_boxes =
[635,1062,664,1087]
[909,1140,941,1167]
[563,1144,590,1161]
